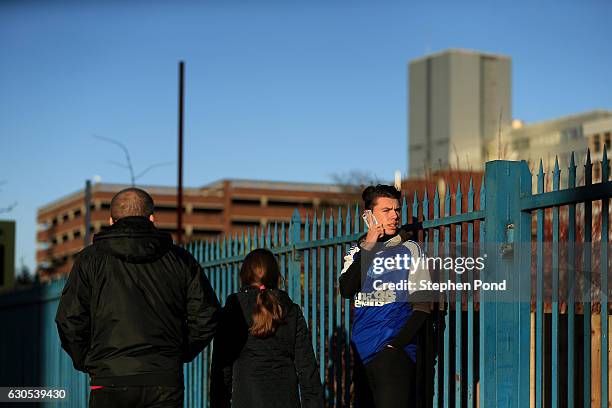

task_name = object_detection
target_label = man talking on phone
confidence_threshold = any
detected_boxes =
[339,184,433,408]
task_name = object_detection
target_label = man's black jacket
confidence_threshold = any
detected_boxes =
[55,216,220,386]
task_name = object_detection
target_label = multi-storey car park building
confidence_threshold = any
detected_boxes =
[36,179,353,279]
[36,169,484,281]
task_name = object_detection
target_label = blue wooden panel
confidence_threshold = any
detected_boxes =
[482,160,532,408]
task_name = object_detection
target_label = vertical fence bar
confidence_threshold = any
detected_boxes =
[536,161,545,408]
[327,212,334,405]
[455,182,463,408]
[344,205,354,405]
[552,158,561,408]
[311,211,318,353]
[319,211,326,383]
[234,234,240,292]
[289,210,302,305]
[280,223,287,298]
[584,150,593,408]
[304,215,310,324]
[203,241,209,408]
[467,178,475,408]
[443,185,450,408]
[567,152,577,408]
[600,146,609,408]
[335,207,343,408]
[194,241,201,408]
[478,175,486,408]
[433,186,441,408]
[412,191,419,226]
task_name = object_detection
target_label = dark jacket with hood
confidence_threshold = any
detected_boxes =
[55,216,220,386]
[210,286,323,408]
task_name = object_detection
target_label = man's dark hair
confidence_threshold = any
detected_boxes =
[362,184,401,210]
[110,187,155,221]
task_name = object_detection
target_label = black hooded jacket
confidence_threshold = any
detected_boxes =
[55,216,220,386]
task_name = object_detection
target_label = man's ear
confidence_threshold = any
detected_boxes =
[108,216,114,226]
[149,214,155,223]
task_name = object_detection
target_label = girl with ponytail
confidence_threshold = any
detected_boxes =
[211,249,323,408]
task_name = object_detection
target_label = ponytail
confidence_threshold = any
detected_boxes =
[250,287,286,338]
[240,249,287,338]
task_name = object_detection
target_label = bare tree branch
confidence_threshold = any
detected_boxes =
[107,160,131,170]
[135,161,175,181]
[0,201,17,214]
[94,135,135,185]
[94,135,173,186]
[329,170,384,205]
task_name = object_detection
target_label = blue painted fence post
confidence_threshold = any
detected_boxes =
[288,209,302,303]
[481,160,531,408]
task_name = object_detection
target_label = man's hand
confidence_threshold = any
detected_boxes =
[361,222,384,250]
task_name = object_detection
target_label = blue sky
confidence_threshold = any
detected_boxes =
[1,0,611,272]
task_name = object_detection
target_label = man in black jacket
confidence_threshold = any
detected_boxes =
[55,187,220,408]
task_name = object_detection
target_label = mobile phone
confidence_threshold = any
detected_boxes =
[362,210,378,229]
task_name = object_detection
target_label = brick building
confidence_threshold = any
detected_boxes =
[36,179,356,279]
[36,170,483,280]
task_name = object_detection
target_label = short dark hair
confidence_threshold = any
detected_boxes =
[362,184,401,210]
[110,188,155,221]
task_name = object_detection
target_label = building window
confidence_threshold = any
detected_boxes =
[594,134,601,153]
[605,132,611,151]
[62,234,69,242]
[52,218,58,226]
[156,205,186,213]
[192,228,223,235]
[101,203,111,210]
[268,200,313,208]
[51,237,58,245]
[74,209,82,218]
[232,198,260,206]
[231,220,261,228]
[192,207,223,214]
[74,230,81,239]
